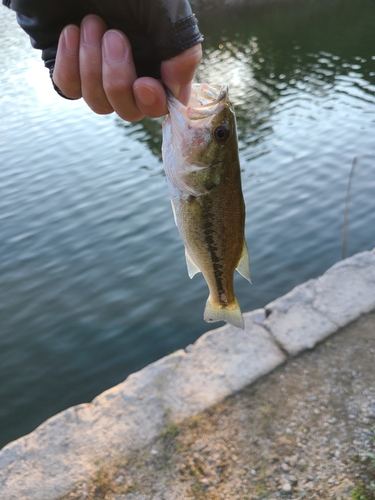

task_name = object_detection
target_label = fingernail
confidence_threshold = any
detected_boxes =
[103,31,127,62]
[82,16,101,47]
[134,85,157,107]
[63,26,79,56]
[167,84,181,100]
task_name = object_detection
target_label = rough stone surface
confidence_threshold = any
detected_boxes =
[328,478,356,499]
[264,249,375,355]
[1,249,374,499]
[264,303,337,355]
[265,279,316,314]
[314,251,375,326]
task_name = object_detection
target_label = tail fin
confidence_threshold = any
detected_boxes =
[204,297,245,330]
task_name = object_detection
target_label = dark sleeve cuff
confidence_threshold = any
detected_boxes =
[154,13,203,61]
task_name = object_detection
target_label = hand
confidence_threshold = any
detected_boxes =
[53,15,202,122]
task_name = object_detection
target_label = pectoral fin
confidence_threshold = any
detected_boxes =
[236,242,251,283]
[185,162,226,196]
[185,249,201,279]
[170,197,177,226]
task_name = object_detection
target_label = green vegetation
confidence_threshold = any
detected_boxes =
[351,484,375,500]
[159,422,179,442]
[351,452,375,500]
[254,483,269,498]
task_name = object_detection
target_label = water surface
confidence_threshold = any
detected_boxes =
[0,0,374,448]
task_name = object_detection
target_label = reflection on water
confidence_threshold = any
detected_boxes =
[0,0,374,448]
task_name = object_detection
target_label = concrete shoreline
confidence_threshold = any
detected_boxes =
[1,248,375,499]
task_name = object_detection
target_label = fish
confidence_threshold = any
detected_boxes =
[162,83,250,329]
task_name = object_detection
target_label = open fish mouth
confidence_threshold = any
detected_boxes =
[167,83,229,121]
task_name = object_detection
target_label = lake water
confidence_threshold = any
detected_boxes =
[0,0,374,448]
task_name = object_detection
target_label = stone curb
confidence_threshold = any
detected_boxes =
[0,249,374,499]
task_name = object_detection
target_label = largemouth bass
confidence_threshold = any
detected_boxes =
[162,83,250,329]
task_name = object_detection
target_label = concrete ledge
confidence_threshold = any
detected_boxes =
[264,250,375,355]
[0,249,374,499]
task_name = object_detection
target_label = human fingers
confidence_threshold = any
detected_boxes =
[133,43,203,117]
[161,44,203,105]
[133,77,167,118]
[102,30,144,122]
[79,15,113,114]
[53,24,81,99]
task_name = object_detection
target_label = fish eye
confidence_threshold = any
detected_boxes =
[213,124,230,144]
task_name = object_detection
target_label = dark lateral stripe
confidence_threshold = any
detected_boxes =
[202,198,226,300]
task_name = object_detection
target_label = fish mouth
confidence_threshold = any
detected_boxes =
[167,83,229,121]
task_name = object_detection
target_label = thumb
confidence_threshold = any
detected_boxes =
[160,44,202,105]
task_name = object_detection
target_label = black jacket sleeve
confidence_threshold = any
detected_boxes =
[3,0,203,82]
